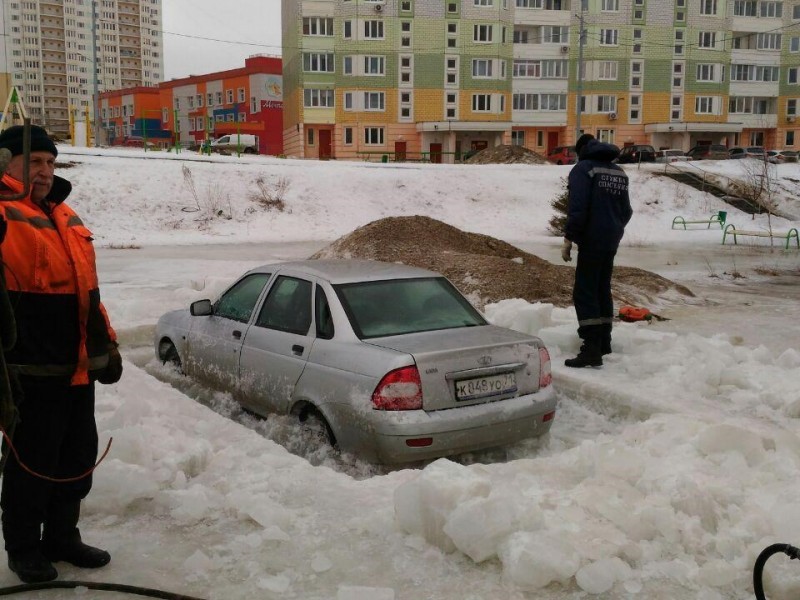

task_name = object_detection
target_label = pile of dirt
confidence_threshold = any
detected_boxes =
[466,145,549,165]
[311,216,694,309]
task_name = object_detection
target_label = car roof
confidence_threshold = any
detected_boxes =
[245,259,440,284]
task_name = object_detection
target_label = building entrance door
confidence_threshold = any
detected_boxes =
[430,143,442,164]
[395,141,407,162]
[547,132,559,155]
[319,130,332,159]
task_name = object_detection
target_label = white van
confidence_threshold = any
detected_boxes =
[210,134,259,154]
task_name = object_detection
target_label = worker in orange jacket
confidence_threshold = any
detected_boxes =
[0,125,122,583]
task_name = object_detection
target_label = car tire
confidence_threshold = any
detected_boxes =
[300,407,337,448]
[160,340,183,373]
[557,160,563,165]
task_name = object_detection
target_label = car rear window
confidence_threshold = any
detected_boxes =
[334,277,486,339]
[711,145,726,151]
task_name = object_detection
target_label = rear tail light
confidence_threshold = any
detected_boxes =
[538,347,552,388]
[372,366,423,411]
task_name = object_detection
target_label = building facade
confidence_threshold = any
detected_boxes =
[0,0,163,137]
[99,55,284,155]
[282,0,800,160]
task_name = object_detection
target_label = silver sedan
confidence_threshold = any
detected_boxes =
[154,260,556,464]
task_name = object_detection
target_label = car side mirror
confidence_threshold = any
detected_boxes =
[190,299,213,316]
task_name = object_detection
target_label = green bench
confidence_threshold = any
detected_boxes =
[671,213,726,230]
[722,223,800,249]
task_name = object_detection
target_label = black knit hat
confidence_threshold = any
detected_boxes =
[575,133,595,156]
[0,125,58,158]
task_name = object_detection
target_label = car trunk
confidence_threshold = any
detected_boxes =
[366,326,542,411]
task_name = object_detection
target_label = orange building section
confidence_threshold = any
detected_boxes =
[100,56,284,155]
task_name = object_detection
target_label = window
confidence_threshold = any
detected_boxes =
[226,89,234,104]
[364,20,384,38]
[344,92,353,110]
[303,17,334,36]
[511,130,525,146]
[343,20,352,38]
[215,274,271,324]
[514,59,540,77]
[601,0,618,10]
[633,29,642,53]
[733,0,757,16]
[596,129,615,144]
[596,95,616,113]
[760,1,783,18]
[307,129,314,146]
[598,61,618,80]
[757,33,781,49]
[255,277,312,335]
[364,127,384,145]
[791,37,800,52]
[401,0,411,9]
[629,94,641,122]
[695,96,718,114]
[474,24,493,42]
[788,99,797,116]
[474,0,493,5]
[303,53,335,72]
[364,56,385,75]
[700,0,717,15]
[630,61,643,88]
[696,64,716,82]
[303,89,335,107]
[599,29,618,46]
[362,92,384,111]
[795,5,800,18]
[344,127,353,145]
[786,130,795,146]
[472,94,492,111]
[698,32,716,48]
[472,59,493,77]
[789,68,799,84]
[729,96,753,113]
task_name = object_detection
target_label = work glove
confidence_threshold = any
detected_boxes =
[96,342,123,385]
[561,238,573,262]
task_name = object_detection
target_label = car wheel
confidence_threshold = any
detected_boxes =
[160,340,183,372]
[300,407,337,448]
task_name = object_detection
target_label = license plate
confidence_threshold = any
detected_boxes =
[455,372,517,401]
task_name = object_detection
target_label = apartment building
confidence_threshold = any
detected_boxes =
[283,0,800,161]
[0,0,163,137]
[99,55,284,155]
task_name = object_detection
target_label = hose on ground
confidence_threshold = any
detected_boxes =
[0,580,207,599]
[754,543,800,600]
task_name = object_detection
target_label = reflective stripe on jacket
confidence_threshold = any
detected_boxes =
[0,173,116,385]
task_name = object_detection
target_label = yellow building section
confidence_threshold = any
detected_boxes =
[458,91,510,122]
[283,88,302,129]
[684,93,730,123]
[335,90,398,123]
[303,107,336,125]
[639,93,673,125]
[414,89,444,122]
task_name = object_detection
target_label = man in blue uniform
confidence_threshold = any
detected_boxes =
[561,134,633,367]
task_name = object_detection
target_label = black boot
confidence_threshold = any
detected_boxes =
[8,550,58,583]
[565,337,603,368]
[43,538,110,568]
[600,323,612,356]
[42,501,110,569]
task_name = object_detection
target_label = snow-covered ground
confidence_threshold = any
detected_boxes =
[3,147,800,600]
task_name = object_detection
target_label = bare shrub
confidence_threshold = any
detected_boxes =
[182,165,233,222]
[251,176,289,211]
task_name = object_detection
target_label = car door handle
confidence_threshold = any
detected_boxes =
[292,344,304,356]
[232,330,242,339]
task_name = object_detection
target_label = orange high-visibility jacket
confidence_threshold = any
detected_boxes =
[0,173,116,385]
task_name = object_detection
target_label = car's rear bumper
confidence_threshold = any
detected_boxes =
[350,386,557,464]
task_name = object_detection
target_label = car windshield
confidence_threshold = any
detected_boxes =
[334,277,486,339]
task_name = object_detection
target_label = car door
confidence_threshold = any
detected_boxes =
[186,272,271,389]
[238,274,315,415]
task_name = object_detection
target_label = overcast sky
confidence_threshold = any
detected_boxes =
[161,0,282,80]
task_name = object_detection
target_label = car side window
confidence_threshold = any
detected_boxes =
[315,286,334,340]
[256,276,312,335]
[214,273,271,323]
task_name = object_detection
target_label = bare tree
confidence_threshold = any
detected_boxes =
[730,157,779,242]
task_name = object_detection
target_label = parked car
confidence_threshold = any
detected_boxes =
[781,150,798,163]
[210,133,259,154]
[155,260,556,464]
[547,145,577,165]
[655,149,692,163]
[730,146,767,160]
[766,150,787,164]
[615,145,656,164]
[686,144,729,160]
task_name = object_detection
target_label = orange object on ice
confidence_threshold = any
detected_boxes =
[618,306,653,322]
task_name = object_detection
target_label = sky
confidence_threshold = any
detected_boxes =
[2,149,800,598]
[162,0,282,81]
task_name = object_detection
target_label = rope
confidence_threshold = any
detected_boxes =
[0,580,207,599]
[0,423,112,482]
